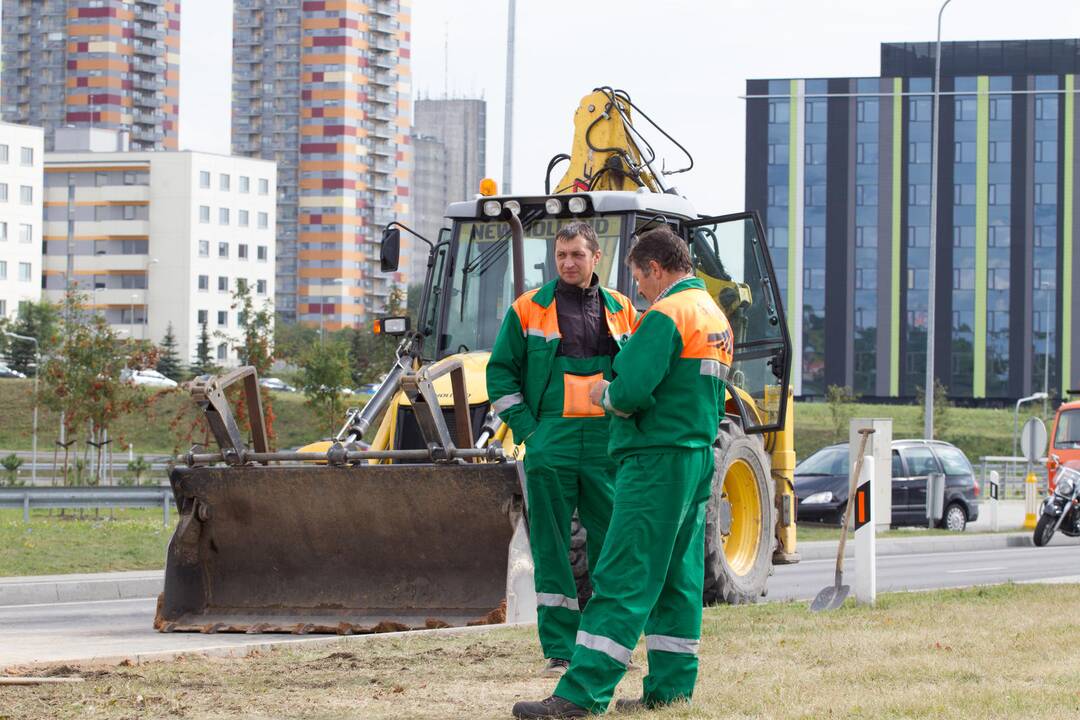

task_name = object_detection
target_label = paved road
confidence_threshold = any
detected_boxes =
[4,539,1079,669]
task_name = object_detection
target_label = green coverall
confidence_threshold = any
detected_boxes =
[487,279,636,662]
[554,277,732,712]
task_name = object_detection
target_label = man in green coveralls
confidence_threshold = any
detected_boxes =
[511,226,733,718]
[487,222,637,677]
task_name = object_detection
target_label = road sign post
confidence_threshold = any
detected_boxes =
[1020,418,1048,530]
[854,456,876,605]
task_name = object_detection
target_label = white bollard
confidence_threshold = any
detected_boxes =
[988,470,999,532]
[854,455,876,606]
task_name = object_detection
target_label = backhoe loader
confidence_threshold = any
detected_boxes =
[156,88,798,635]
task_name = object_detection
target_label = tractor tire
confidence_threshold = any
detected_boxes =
[569,515,592,610]
[703,421,776,605]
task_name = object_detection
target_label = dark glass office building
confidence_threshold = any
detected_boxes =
[746,39,1080,402]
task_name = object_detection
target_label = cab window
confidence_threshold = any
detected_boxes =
[1054,409,1080,449]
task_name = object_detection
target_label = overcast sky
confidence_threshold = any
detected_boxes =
[181,0,1079,214]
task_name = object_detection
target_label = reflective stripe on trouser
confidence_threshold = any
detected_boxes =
[554,447,713,713]
[523,414,615,661]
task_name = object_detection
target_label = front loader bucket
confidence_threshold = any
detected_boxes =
[156,461,524,634]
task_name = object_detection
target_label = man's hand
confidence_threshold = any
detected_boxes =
[589,379,610,406]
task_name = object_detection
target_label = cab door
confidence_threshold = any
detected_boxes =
[685,212,791,434]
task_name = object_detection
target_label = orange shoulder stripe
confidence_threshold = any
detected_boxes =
[652,288,734,365]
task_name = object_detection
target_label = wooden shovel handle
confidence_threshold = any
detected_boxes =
[834,428,875,585]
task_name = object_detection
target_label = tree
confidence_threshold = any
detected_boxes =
[4,300,59,376]
[274,321,319,365]
[190,321,216,377]
[157,323,183,381]
[299,340,352,434]
[40,289,143,485]
[825,385,858,442]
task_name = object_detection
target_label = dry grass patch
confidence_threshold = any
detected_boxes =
[3,584,1079,719]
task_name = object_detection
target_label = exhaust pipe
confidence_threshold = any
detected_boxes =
[504,206,525,298]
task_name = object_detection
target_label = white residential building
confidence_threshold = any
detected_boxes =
[0,122,44,319]
[44,129,276,366]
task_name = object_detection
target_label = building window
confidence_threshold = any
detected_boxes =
[1035,96,1058,121]
[1035,183,1057,205]
[954,225,975,247]
[0,184,7,202]
[199,205,210,223]
[239,176,250,193]
[239,209,249,227]
[220,174,230,191]
[257,245,268,261]
[908,142,930,164]
[0,145,8,163]
[0,261,6,279]
[805,99,826,123]
[256,279,267,294]
[989,97,1011,121]
[20,147,33,166]
[1035,140,1058,163]
[197,309,208,324]
[856,99,879,123]
[198,274,209,291]
[218,242,229,258]
[18,262,31,282]
[217,310,227,326]
[0,222,7,241]
[767,143,788,165]
[19,186,32,205]
[217,343,227,361]
[953,183,976,206]
[805,143,826,165]
[199,171,210,188]
[989,141,1012,163]
[258,178,269,195]
[218,276,228,292]
[257,211,269,229]
[219,208,230,225]
[238,243,249,259]
[855,226,877,247]
[18,224,31,243]
[198,240,209,257]
[767,100,789,123]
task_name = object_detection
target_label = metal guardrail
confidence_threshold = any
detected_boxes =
[979,456,1049,499]
[0,486,174,525]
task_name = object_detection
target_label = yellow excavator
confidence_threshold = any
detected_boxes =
[156,88,798,634]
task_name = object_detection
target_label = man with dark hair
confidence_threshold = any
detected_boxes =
[512,225,733,718]
[487,220,637,678]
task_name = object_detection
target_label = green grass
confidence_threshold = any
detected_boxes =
[0,508,176,576]
[795,524,1013,542]
[793,400,1028,461]
[3,583,1071,718]
[0,378,330,457]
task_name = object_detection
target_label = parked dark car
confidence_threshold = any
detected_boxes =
[794,439,980,531]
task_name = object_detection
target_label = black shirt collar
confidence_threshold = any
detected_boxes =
[556,273,600,296]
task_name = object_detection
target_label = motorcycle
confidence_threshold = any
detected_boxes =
[1034,465,1080,547]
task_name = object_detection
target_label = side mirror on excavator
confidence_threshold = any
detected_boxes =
[380,227,401,272]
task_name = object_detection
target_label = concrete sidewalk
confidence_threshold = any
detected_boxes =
[0,570,163,607]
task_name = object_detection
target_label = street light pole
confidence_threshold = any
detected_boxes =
[1042,281,1051,416]
[4,330,39,486]
[925,0,954,440]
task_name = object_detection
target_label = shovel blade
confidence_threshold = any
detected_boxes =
[810,584,850,612]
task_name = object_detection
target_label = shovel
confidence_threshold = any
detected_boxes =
[810,427,875,612]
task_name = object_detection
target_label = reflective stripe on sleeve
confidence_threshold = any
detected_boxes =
[525,328,561,341]
[491,393,524,414]
[536,592,580,611]
[645,634,700,656]
[601,386,632,418]
[700,358,730,380]
[576,630,633,666]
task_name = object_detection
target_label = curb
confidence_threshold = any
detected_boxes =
[797,530,1080,561]
[5,531,1079,606]
[0,570,163,607]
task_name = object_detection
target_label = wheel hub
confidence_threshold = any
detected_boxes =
[715,496,733,536]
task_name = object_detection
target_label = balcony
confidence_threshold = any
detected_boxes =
[133,58,167,75]
[134,111,160,126]
[134,94,163,108]
[135,9,166,23]
[133,42,164,58]
[134,26,166,42]
[134,77,165,92]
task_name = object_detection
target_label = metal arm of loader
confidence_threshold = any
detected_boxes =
[399,357,475,461]
[189,367,269,466]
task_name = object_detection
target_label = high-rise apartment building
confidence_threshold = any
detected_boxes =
[0,122,45,319]
[409,97,486,283]
[746,39,1080,402]
[232,0,411,327]
[1,0,180,151]
[44,128,276,366]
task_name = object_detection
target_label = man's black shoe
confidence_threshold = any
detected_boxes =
[511,695,588,719]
